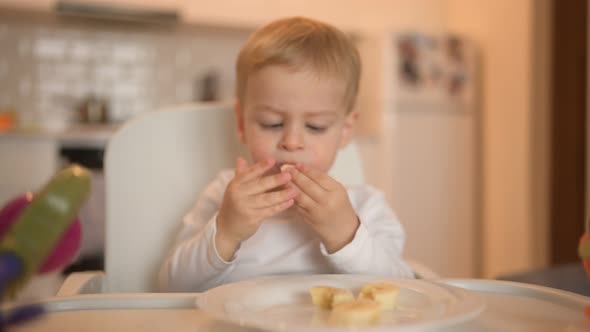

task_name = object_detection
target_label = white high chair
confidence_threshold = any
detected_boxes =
[58,102,436,295]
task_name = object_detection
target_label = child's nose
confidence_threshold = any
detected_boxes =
[279,127,304,151]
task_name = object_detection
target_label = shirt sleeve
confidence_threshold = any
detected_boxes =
[320,186,415,278]
[158,170,237,292]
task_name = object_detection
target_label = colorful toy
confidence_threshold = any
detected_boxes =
[578,217,590,318]
[0,165,91,327]
[0,194,81,274]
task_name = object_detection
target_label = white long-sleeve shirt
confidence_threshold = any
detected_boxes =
[159,170,414,292]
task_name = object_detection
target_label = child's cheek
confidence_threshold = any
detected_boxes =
[248,139,275,163]
[305,152,328,173]
[313,147,339,173]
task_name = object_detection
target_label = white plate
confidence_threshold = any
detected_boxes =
[196,275,485,332]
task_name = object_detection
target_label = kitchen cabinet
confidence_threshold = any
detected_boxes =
[0,0,447,33]
[0,125,114,203]
[0,0,179,13]
[0,0,53,12]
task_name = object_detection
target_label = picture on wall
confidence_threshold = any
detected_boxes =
[395,33,477,109]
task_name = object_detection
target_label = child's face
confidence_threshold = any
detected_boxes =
[236,65,357,173]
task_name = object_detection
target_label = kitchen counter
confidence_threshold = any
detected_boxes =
[0,124,119,205]
[0,124,120,149]
[498,263,590,296]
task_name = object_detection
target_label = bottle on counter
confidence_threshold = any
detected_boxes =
[78,95,109,124]
[195,71,219,102]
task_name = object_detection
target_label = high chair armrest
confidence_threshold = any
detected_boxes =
[407,259,440,279]
[57,271,106,296]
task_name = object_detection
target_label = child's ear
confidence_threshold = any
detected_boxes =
[339,111,359,148]
[234,102,246,144]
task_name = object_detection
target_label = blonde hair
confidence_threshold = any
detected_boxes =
[236,17,361,112]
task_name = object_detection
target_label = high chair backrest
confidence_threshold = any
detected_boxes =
[104,102,365,293]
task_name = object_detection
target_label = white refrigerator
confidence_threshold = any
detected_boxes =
[360,33,481,278]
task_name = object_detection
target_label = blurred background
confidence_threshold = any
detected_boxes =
[0,0,585,287]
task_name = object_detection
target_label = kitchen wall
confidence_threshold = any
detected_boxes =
[181,0,447,33]
[0,10,251,128]
[447,0,550,277]
[0,0,449,32]
[0,1,448,132]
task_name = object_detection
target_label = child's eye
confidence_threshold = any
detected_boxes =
[306,124,328,133]
[261,123,283,130]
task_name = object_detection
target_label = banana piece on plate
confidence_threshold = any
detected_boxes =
[358,282,400,310]
[329,299,381,325]
[309,286,354,309]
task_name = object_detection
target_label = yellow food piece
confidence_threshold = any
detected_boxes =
[358,282,400,310]
[309,286,354,309]
[280,164,295,172]
[329,299,381,325]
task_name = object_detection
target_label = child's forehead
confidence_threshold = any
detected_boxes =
[253,63,345,84]
[245,66,348,108]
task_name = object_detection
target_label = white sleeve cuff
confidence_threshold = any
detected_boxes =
[320,221,369,268]
[205,213,238,270]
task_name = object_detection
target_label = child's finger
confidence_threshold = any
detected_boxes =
[298,164,339,191]
[287,167,324,203]
[238,158,275,183]
[250,187,297,208]
[257,199,295,219]
[292,183,316,211]
[294,204,311,219]
[244,172,292,195]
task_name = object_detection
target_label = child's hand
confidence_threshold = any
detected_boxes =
[216,157,297,261]
[286,165,359,254]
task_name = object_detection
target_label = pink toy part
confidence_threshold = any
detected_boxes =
[39,220,81,273]
[0,193,81,274]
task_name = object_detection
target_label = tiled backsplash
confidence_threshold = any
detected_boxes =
[0,11,251,127]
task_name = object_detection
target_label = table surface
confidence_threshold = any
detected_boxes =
[498,262,590,296]
[9,279,590,332]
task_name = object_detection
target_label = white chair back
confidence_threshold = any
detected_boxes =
[104,102,365,292]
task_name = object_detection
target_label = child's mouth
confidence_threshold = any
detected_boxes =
[276,161,297,173]
[264,161,298,178]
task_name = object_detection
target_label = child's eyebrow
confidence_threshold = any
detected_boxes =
[253,105,282,113]
[253,104,339,116]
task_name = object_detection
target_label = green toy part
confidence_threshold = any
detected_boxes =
[0,165,91,297]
